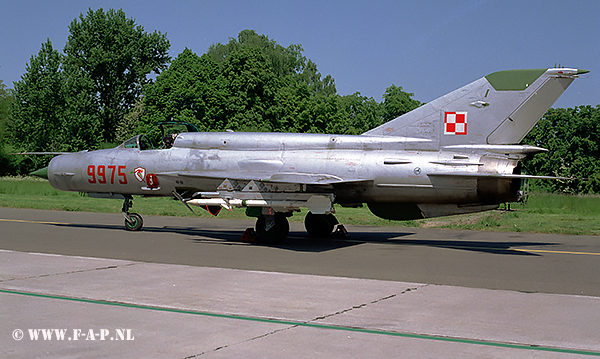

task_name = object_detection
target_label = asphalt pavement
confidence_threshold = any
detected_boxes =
[1,207,600,358]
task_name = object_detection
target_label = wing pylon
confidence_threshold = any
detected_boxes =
[183,178,337,215]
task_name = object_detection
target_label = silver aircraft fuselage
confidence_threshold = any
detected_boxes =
[42,67,587,240]
[49,132,522,216]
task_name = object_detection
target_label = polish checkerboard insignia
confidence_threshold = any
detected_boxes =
[444,112,467,135]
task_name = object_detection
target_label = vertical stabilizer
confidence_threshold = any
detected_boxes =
[362,68,586,147]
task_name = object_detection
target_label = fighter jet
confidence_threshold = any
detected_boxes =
[35,67,587,242]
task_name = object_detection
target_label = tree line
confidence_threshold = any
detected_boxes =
[522,105,600,193]
[134,30,420,140]
[0,8,598,194]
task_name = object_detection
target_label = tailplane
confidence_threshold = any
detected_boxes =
[363,68,587,147]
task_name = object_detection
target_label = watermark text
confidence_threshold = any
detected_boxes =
[12,328,134,341]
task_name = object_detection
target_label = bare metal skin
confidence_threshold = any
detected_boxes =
[45,68,586,242]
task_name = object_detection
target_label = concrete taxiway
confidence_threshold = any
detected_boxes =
[2,250,600,358]
[1,207,600,357]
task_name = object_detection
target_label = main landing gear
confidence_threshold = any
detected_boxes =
[255,213,290,244]
[122,195,143,231]
[252,211,340,243]
[304,212,338,238]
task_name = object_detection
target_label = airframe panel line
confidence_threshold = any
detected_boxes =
[1,288,599,356]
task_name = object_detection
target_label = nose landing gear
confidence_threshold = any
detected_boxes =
[122,195,143,231]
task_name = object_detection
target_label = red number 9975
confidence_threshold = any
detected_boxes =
[87,165,127,185]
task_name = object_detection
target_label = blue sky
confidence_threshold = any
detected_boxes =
[1,0,598,108]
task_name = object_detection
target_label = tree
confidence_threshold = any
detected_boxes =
[10,40,66,153]
[207,30,337,125]
[63,8,170,142]
[522,105,600,193]
[141,49,229,132]
[9,8,171,158]
[221,46,278,132]
[381,84,422,122]
[0,71,19,175]
[208,29,305,79]
[327,93,381,135]
[59,66,102,150]
[116,99,144,143]
[145,29,421,137]
[10,39,102,155]
[143,31,338,134]
[0,73,14,141]
[7,40,69,172]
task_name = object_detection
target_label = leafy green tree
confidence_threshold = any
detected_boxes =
[0,73,19,175]
[145,29,423,137]
[522,105,600,193]
[208,30,337,99]
[270,77,317,133]
[10,40,66,153]
[210,30,343,132]
[116,99,144,143]
[381,84,422,122]
[268,58,338,134]
[9,7,170,158]
[0,75,13,137]
[63,8,170,142]
[8,40,69,172]
[208,29,304,79]
[141,49,229,132]
[60,67,102,150]
[296,59,337,99]
[143,32,337,134]
[326,93,381,135]
[222,46,278,132]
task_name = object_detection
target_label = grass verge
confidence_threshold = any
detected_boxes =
[0,176,598,236]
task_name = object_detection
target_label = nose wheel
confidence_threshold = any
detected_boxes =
[122,195,143,231]
[124,212,143,231]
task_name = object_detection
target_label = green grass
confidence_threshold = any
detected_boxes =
[413,194,600,235]
[0,176,599,235]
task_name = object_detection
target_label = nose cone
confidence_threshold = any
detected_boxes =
[30,166,49,179]
[47,154,79,191]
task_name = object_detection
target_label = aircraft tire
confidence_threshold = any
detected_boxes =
[304,212,338,238]
[124,213,143,231]
[256,213,289,244]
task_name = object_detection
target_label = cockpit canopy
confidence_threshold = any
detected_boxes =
[119,121,200,150]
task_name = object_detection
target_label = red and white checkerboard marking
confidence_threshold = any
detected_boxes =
[444,112,467,135]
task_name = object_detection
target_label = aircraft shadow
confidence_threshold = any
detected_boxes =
[282,231,555,256]
[49,222,556,256]
[340,231,555,256]
[147,226,557,256]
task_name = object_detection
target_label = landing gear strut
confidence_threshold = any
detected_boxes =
[304,212,338,238]
[255,213,289,244]
[122,195,143,231]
